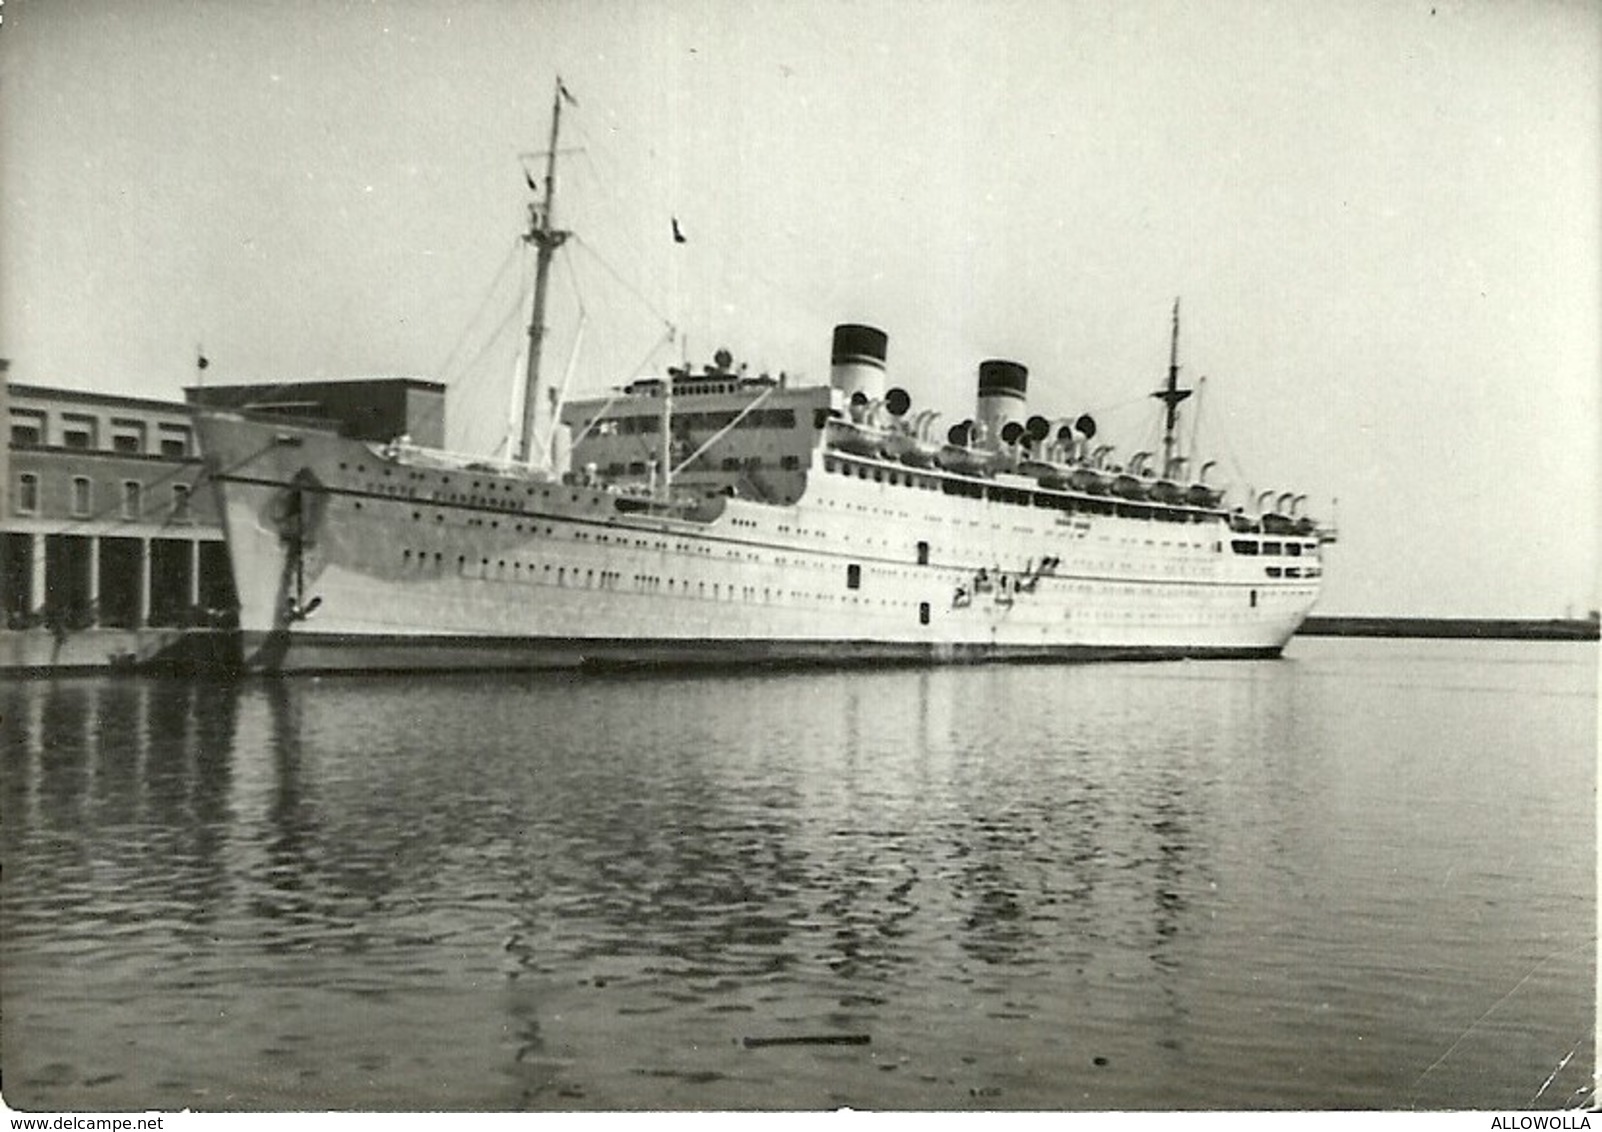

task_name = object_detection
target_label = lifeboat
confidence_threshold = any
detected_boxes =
[827,418,885,457]
[1148,479,1184,505]
[1069,466,1109,494]
[1016,460,1073,492]
[1186,483,1224,508]
[939,444,997,476]
[885,431,941,467]
[1111,473,1150,501]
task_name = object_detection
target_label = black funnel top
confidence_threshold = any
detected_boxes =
[832,324,889,368]
[977,359,1028,398]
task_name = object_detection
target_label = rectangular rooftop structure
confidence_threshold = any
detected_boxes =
[185,377,446,449]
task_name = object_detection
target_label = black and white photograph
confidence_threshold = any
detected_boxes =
[1,0,1596,1119]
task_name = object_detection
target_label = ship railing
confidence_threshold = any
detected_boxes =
[370,438,557,481]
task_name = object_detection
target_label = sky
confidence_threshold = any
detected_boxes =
[1,0,1597,618]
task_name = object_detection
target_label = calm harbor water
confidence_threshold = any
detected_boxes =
[2,638,1594,1111]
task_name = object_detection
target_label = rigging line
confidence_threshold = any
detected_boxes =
[449,272,535,404]
[33,435,287,546]
[1188,376,1207,462]
[560,242,589,322]
[565,325,678,452]
[570,234,675,332]
[436,237,524,381]
[672,384,778,478]
[571,134,669,285]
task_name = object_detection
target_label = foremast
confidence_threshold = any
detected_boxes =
[516,78,572,469]
[1152,297,1193,479]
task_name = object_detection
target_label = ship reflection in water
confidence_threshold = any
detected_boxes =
[2,639,1593,1111]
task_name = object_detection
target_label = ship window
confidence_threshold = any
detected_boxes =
[1266,567,1282,578]
[916,540,929,565]
[1249,588,1258,608]
[1285,543,1302,556]
[1263,541,1282,555]
[919,601,930,625]
[846,563,861,590]
[1231,539,1259,556]
[781,455,799,470]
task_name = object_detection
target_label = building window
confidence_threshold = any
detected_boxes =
[158,424,191,458]
[16,473,39,514]
[846,563,861,590]
[111,419,146,453]
[71,476,92,517]
[172,484,191,522]
[61,413,96,449]
[121,480,143,520]
[10,409,44,447]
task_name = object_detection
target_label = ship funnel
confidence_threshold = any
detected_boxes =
[976,359,1027,446]
[831,324,888,404]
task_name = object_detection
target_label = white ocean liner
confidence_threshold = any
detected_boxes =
[193,80,1334,673]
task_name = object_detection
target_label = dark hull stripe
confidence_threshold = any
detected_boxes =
[238,630,1286,674]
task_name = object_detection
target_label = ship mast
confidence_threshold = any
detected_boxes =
[1152,297,1193,478]
[516,78,572,469]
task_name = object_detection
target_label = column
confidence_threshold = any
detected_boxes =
[189,538,202,611]
[137,537,150,628]
[87,535,101,627]
[28,533,45,620]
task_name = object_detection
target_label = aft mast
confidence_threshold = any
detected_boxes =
[1152,297,1193,478]
[516,78,573,469]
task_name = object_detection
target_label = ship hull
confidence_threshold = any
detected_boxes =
[233,629,1287,673]
[196,412,1321,674]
